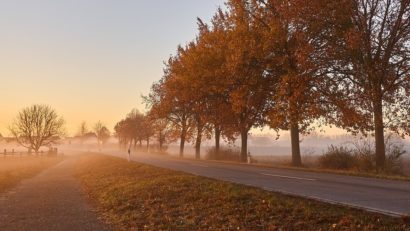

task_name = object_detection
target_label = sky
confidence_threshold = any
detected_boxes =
[0,0,225,136]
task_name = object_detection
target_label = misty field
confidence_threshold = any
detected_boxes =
[0,156,63,193]
[76,154,409,230]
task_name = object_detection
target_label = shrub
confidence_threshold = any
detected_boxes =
[319,134,407,174]
[318,145,355,170]
[205,147,241,162]
[384,136,406,174]
[302,148,318,168]
[351,134,406,174]
[353,151,375,172]
[350,138,375,172]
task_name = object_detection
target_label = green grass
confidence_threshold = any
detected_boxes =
[76,154,409,231]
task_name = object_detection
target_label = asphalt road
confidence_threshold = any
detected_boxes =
[111,151,410,217]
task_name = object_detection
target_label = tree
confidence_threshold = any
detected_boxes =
[170,37,215,159]
[94,121,110,149]
[247,0,347,166]
[150,117,172,152]
[115,109,158,151]
[144,56,194,157]
[145,1,271,161]
[126,109,145,148]
[9,104,65,153]
[141,116,155,150]
[203,12,243,155]
[189,15,239,158]
[114,119,130,149]
[223,0,273,162]
[331,0,410,170]
[77,121,89,144]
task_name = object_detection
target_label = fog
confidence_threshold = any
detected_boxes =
[137,133,410,161]
[1,133,409,158]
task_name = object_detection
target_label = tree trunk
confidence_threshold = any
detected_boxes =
[146,137,150,151]
[215,126,221,155]
[194,115,203,160]
[195,128,202,160]
[179,126,186,158]
[159,132,163,151]
[373,97,385,170]
[290,122,302,167]
[240,128,248,162]
[97,140,101,152]
[34,147,40,155]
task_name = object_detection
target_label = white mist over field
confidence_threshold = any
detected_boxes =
[2,133,409,175]
[0,134,410,173]
[1,133,409,161]
[164,133,410,158]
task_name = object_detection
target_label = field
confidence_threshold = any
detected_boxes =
[75,154,409,231]
[0,156,63,193]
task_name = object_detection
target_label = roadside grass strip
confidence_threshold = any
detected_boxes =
[76,154,409,231]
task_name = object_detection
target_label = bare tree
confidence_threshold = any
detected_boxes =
[9,104,65,153]
[77,121,89,144]
[94,121,110,149]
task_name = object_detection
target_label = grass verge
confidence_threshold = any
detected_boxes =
[215,156,410,182]
[270,164,410,182]
[0,155,63,193]
[76,154,409,231]
[151,153,410,182]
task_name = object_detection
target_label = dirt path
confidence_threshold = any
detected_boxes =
[0,156,109,231]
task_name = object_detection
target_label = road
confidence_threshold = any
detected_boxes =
[110,151,410,217]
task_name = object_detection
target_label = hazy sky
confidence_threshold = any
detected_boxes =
[0,0,225,136]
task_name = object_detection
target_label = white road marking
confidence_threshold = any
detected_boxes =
[260,173,316,181]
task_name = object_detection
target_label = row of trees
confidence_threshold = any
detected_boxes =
[114,109,167,151]
[144,0,409,169]
[76,121,111,147]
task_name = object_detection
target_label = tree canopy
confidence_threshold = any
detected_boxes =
[142,0,409,169]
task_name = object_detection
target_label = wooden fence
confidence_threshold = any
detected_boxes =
[1,148,58,157]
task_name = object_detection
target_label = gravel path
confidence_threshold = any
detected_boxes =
[0,157,110,231]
